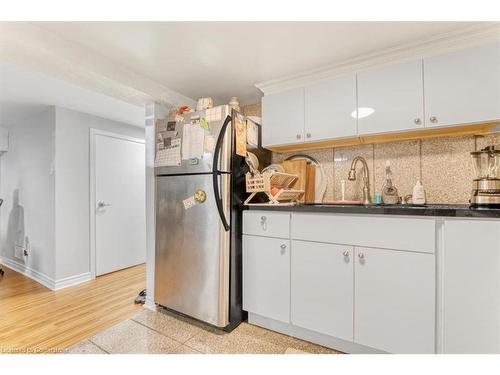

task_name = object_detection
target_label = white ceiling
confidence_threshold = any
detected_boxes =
[0,62,145,127]
[33,21,488,106]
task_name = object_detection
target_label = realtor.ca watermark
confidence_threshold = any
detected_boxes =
[0,346,64,354]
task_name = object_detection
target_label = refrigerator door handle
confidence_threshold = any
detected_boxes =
[213,171,230,231]
[212,114,232,174]
[212,115,231,232]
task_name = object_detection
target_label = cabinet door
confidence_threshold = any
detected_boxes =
[354,247,435,353]
[242,235,290,323]
[304,74,357,141]
[291,240,354,341]
[424,42,500,128]
[442,219,500,353]
[262,88,304,147]
[357,59,424,135]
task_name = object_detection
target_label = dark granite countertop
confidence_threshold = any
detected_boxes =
[243,203,500,218]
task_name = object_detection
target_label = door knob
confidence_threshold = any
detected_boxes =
[306,133,311,138]
[97,201,111,208]
[414,118,422,125]
[429,116,438,123]
[296,134,302,140]
[342,250,349,257]
[358,253,364,259]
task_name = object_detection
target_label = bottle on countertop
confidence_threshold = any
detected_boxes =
[412,179,426,205]
[381,160,399,204]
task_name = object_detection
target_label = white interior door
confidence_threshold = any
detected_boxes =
[94,132,146,276]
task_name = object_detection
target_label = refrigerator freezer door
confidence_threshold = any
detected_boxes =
[154,173,231,327]
[155,106,232,175]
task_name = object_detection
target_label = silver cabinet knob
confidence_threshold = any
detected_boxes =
[97,201,111,208]
[280,244,287,254]
[306,133,311,138]
[358,253,364,259]
[342,250,349,257]
[414,118,422,125]
[430,116,438,123]
[296,134,302,140]
[260,216,267,230]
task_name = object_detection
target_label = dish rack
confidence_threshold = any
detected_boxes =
[244,171,304,205]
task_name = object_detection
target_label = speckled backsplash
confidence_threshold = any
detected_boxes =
[242,103,500,204]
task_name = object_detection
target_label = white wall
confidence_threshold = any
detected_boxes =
[0,107,56,279]
[54,107,145,280]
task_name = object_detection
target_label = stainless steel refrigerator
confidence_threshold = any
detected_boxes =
[154,105,270,331]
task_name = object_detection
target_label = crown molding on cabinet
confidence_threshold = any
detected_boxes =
[256,23,500,95]
[0,23,196,108]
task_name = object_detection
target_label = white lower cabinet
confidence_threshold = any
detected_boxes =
[243,211,437,353]
[291,241,354,341]
[242,234,290,323]
[354,247,435,353]
[442,219,500,353]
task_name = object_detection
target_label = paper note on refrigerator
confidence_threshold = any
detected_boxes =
[155,137,181,167]
[205,106,222,122]
[182,123,205,160]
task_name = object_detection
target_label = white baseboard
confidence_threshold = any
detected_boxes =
[0,256,92,291]
[248,312,385,354]
[0,256,55,290]
[54,272,92,290]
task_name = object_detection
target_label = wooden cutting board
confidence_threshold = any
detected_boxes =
[305,164,316,204]
[282,159,307,203]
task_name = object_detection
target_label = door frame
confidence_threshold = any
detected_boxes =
[89,128,146,279]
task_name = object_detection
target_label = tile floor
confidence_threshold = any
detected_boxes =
[65,308,342,354]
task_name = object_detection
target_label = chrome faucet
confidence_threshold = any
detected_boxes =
[348,156,372,205]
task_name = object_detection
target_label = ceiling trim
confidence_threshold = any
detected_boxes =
[256,22,500,95]
[0,22,196,108]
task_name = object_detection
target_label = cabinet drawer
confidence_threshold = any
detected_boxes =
[292,213,435,253]
[243,211,290,238]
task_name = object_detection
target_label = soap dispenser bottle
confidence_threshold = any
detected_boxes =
[412,179,426,205]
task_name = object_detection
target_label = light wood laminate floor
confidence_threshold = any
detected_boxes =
[0,263,145,354]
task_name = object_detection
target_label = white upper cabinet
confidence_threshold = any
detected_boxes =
[357,59,425,135]
[304,74,357,141]
[424,42,500,128]
[262,88,304,147]
[260,43,500,147]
